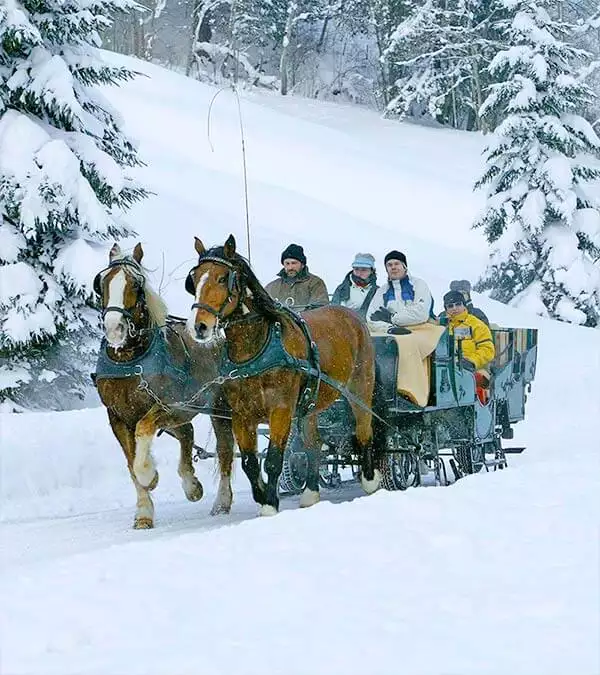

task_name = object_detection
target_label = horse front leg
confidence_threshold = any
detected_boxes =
[299,413,322,508]
[210,412,235,516]
[133,405,162,490]
[262,406,294,516]
[232,416,266,510]
[171,422,204,502]
[351,402,381,495]
[108,410,155,529]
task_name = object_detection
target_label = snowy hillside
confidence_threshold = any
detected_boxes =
[1,54,599,675]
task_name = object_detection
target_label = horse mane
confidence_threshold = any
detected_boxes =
[113,253,168,327]
[199,246,286,322]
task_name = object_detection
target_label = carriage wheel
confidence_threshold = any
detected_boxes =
[455,443,485,475]
[380,452,419,491]
[278,450,309,494]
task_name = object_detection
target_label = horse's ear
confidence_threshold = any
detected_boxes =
[194,237,206,256]
[132,243,144,263]
[224,234,236,259]
[109,243,121,261]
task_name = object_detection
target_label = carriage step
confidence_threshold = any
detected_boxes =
[503,446,526,454]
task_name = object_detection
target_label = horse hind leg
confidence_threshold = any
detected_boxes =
[299,414,321,508]
[108,411,155,529]
[210,413,235,516]
[172,422,204,502]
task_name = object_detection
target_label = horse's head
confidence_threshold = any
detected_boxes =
[94,243,156,348]
[185,234,244,343]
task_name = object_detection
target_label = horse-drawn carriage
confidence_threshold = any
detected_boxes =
[93,236,538,528]
[277,325,538,494]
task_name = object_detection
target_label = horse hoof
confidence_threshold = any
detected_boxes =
[134,517,154,529]
[299,488,320,508]
[184,478,203,502]
[259,504,278,517]
[361,468,381,495]
[210,503,231,516]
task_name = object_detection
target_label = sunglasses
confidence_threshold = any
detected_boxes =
[445,302,464,309]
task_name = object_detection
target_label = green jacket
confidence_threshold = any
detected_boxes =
[265,267,329,309]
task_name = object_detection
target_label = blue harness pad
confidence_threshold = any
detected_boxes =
[95,329,190,389]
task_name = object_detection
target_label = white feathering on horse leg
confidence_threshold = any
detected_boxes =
[133,433,158,488]
[210,476,233,515]
[259,504,278,517]
[361,468,382,495]
[133,486,154,529]
[299,487,320,508]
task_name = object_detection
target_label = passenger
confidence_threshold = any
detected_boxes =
[331,252,379,319]
[439,279,489,325]
[443,290,495,403]
[366,250,434,334]
[265,243,329,309]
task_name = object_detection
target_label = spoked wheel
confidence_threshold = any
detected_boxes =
[380,452,419,491]
[455,442,485,476]
[278,449,309,495]
[319,465,343,489]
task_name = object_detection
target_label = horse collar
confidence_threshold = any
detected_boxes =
[95,328,190,389]
[220,322,297,380]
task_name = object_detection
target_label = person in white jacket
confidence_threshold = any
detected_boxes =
[366,250,434,334]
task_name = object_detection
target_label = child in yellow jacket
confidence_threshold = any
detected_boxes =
[442,291,495,401]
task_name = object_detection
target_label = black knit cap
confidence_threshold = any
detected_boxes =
[281,243,306,265]
[443,290,466,307]
[384,250,407,266]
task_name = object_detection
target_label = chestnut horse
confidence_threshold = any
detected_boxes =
[185,234,380,516]
[95,243,235,528]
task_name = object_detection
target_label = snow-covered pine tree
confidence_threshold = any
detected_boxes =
[474,0,600,326]
[383,0,502,129]
[187,0,284,87]
[0,0,147,410]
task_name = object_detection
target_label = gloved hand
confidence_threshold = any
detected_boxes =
[387,326,411,335]
[370,307,393,323]
[459,358,476,371]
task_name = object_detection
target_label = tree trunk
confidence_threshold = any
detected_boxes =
[279,1,297,95]
[186,0,215,76]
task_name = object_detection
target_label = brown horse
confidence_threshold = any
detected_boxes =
[185,234,380,516]
[95,243,235,529]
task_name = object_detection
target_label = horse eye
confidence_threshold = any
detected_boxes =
[218,275,227,284]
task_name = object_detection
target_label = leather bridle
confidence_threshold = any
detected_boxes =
[185,256,244,322]
[94,259,150,338]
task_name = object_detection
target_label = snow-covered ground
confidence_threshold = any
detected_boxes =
[1,54,599,675]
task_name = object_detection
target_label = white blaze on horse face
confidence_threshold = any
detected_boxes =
[104,270,127,347]
[195,271,209,301]
[187,271,216,342]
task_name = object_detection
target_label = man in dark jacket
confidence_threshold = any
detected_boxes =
[439,279,489,325]
[331,252,379,319]
[265,244,329,309]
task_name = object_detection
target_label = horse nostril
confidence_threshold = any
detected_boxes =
[195,322,207,339]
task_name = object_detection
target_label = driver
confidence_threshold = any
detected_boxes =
[265,244,329,309]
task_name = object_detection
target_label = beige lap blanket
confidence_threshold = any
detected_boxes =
[370,322,445,406]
